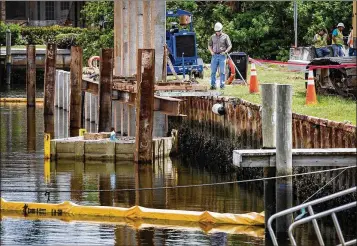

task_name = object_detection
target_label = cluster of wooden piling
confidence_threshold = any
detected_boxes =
[25,43,158,163]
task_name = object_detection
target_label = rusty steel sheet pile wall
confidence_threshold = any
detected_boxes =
[178,96,356,150]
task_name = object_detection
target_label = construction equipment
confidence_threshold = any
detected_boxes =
[166,9,204,80]
[305,2,357,99]
[307,57,357,99]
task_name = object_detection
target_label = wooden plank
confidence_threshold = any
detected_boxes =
[26,45,36,107]
[135,49,155,163]
[233,148,357,167]
[98,48,114,132]
[69,46,83,137]
[44,43,56,115]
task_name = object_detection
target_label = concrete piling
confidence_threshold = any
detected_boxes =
[90,94,96,124]
[85,92,90,121]
[261,83,277,243]
[63,71,69,111]
[58,71,64,109]
[55,70,59,107]
[153,0,166,82]
[114,0,122,76]
[115,102,122,134]
[122,0,129,77]
[275,84,293,240]
[98,48,114,132]
[44,43,56,116]
[26,45,36,107]
[69,46,83,137]
[128,0,137,76]
[135,49,155,163]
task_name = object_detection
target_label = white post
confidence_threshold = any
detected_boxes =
[116,102,122,135]
[261,83,277,148]
[275,84,293,238]
[85,92,90,121]
[58,70,64,109]
[55,70,58,107]
[90,93,95,123]
[261,83,277,243]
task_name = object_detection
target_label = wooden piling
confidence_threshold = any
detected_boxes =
[261,83,277,243]
[69,46,83,137]
[135,49,155,164]
[26,45,36,107]
[275,84,293,240]
[44,43,57,116]
[98,48,114,132]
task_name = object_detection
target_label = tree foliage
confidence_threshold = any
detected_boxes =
[168,1,353,62]
[78,0,353,62]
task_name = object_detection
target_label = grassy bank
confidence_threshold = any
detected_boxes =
[197,64,356,125]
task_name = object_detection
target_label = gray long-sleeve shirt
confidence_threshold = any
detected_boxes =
[208,33,232,54]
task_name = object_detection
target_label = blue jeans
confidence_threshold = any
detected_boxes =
[315,47,330,58]
[349,48,357,56]
[210,54,226,87]
[332,44,344,57]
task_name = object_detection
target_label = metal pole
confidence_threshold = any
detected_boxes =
[6,29,11,85]
[294,1,298,48]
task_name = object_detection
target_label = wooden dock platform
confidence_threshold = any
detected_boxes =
[233,148,357,167]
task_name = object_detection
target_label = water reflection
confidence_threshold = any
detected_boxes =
[27,106,36,153]
[0,102,345,245]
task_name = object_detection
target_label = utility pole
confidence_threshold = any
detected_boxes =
[294,1,298,48]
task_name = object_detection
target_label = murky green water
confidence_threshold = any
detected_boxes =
[0,102,266,245]
[0,85,351,245]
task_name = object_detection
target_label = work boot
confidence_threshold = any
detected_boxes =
[210,85,216,90]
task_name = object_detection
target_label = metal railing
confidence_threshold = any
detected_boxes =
[267,187,356,246]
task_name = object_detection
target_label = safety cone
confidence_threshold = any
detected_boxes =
[306,70,317,105]
[249,63,259,93]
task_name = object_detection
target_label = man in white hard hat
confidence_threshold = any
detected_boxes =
[208,22,232,90]
[332,23,345,57]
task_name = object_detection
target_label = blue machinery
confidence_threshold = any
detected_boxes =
[166,9,204,79]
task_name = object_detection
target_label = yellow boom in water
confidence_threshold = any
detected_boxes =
[0,198,264,226]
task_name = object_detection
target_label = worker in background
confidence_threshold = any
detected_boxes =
[313,28,330,58]
[332,23,345,57]
[347,28,356,56]
[208,22,232,90]
[110,127,117,141]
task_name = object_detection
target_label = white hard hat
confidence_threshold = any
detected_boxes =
[337,23,345,28]
[214,22,223,32]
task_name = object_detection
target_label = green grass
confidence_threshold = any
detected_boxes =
[195,64,356,125]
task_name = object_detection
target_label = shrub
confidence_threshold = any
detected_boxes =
[55,33,78,49]
[0,22,24,46]
[21,25,83,45]
[76,28,113,62]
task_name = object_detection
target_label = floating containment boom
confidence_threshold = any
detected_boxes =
[0,198,264,226]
